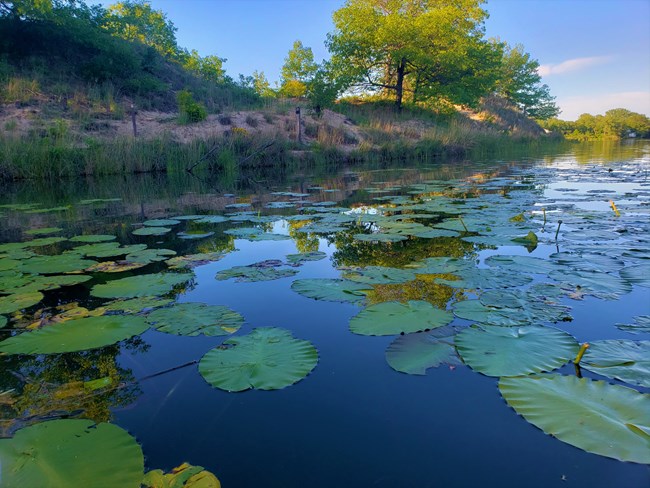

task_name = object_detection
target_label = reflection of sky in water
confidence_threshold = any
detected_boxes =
[544,180,647,211]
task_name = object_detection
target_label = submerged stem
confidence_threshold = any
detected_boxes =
[573,342,590,365]
[555,220,563,241]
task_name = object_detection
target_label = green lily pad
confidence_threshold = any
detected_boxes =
[193,215,229,224]
[90,272,192,299]
[145,303,243,336]
[124,248,176,264]
[499,375,650,464]
[20,254,96,275]
[452,299,523,326]
[0,419,144,487]
[143,219,181,227]
[286,251,327,264]
[71,243,147,259]
[350,300,453,336]
[142,463,221,488]
[620,263,650,288]
[13,274,92,293]
[177,231,215,240]
[291,278,371,303]
[0,258,21,272]
[616,315,650,334]
[23,237,67,247]
[103,297,173,314]
[386,326,460,375]
[85,261,148,273]
[455,325,579,377]
[549,268,632,299]
[343,266,417,285]
[216,264,298,282]
[166,252,226,269]
[24,227,63,236]
[353,233,408,243]
[0,292,44,314]
[70,235,117,243]
[0,315,150,354]
[581,340,650,388]
[132,226,172,236]
[0,315,7,327]
[199,327,318,392]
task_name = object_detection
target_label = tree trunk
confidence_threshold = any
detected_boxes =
[395,57,406,111]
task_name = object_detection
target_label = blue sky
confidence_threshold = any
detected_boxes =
[93,0,650,120]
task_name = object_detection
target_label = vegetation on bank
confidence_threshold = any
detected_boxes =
[0,0,643,181]
[539,109,650,141]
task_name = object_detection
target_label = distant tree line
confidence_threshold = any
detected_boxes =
[540,109,650,140]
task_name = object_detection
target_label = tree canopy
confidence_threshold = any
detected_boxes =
[540,108,650,140]
[326,0,501,110]
[280,40,318,98]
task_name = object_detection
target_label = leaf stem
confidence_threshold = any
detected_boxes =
[554,220,563,241]
[458,215,468,232]
[573,342,590,365]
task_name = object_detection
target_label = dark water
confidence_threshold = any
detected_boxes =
[1,141,649,487]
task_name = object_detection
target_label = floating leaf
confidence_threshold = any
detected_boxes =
[103,297,173,314]
[145,303,243,336]
[166,252,226,269]
[132,226,172,236]
[581,340,650,388]
[71,242,147,259]
[85,260,148,273]
[13,274,92,294]
[70,235,116,243]
[616,315,650,334]
[0,315,149,354]
[143,219,181,227]
[350,300,453,336]
[216,264,298,282]
[455,325,578,377]
[353,233,407,242]
[286,251,327,264]
[20,254,96,274]
[550,268,632,299]
[142,463,221,488]
[291,278,371,303]
[620,263,650,287]
[199,327,318,391]
[0,419,144,487]
[0,292,44,314]
[499,375,650,464]
[24,227,63,236]
[177,231,214,240]
[386,326,460,374]
[343,266,417,285]
[452,299,522,326]
[0,315,7,328]
[125,248,176,264]
[90,272,192,299]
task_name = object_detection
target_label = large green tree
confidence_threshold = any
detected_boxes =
[326,0,499,110]
[496,42,560,120]
[280,40,318,98]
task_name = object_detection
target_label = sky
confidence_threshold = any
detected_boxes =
[92,0,650,121]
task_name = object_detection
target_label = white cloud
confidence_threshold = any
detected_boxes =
[557,91,650,120]
[538,56,612,77]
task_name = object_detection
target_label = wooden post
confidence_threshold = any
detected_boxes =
[130,104,138,137]
[295,106,302,144]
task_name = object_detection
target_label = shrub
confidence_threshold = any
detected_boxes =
[245,115,259,128]
[176,89,207,124]
[218,114,232,125]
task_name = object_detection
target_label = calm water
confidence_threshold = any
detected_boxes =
[1,141,649,487]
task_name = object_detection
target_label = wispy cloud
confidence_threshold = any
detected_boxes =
[557,91,650,120]
[538,56,612,77]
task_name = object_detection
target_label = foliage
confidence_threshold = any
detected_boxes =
[327,0,500,110]
[177,89,207,123]
[181,49,227,83]
[494,42,559,120]
[279,40,318,98]
[251,70,275,98]
[540,108,650,140]
[305,64,343,115]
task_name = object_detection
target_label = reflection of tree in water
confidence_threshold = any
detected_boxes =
[365,275,463,309]
[288,220,319,253]
[0,338,147,437]
[331,231,477,269]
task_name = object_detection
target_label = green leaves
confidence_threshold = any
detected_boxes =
[350,300,453,336]
[386,326,460,374]
[199,327,318,392]
[499,375,650,463]
[455,325,578,377]
[0,419,144,487]
[291,278,371,303]
[581,340,650,388]
[145,303,243,336]
[0,315,150,354]
[90,272,192,299]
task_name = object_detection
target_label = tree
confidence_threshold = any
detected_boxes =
[305,64,343,115]
[182,49,226,83]
[326,0,499,110]
[101,0,179,58]
[495,42,560,120]
[251,70,275,98]
[279,40,317,98]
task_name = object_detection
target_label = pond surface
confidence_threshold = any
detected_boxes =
[0,141,649,487]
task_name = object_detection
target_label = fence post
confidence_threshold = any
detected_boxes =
[295,106,302,144]
[130,104,138,137]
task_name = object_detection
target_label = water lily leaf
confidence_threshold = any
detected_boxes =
[90,272,193,299]
[85,260,148,273]
[286,251,327,265]
[291,278,371,303]
[549,268,632,299]
[143,219,181,227]
[132,226,172,236]
[193,215,229,224]
[0,315,149,354]
[499,375,650,464]
[13,274,92,293]
[20,254,96,275]
[23,237,67,247]
[216,264,298,282]
[177,231,215,240]
[581,340,650,388]
[142,463,221,488]
[0,258,21,272]
[0,292,44,314]
[166,252,226,269]
[103,297,173,314]
[24,227,63,236]
[145,303,243,336]
[1,315,7,327]
[455,325,579,377]
[452,299,523,326]
[199,327,318,392]
[125,248,176,264]
[616,315,650,334]
[224,228,290,241]
[386,326,460,374]
[343,266,417,285]
[620,263,650,287]
[353,233,408,242]
[350,300,453,336]
[0,271,36,292]
[0,419,144,487]
[70,235,116,243]
[71,242,147,259]
[485,255,559,275]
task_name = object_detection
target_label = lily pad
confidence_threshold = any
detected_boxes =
[353,233,408,243]
[499,375,650,464]
[124,248,176,264]
[581,340,650,388]
[103,297,173,314]
[386,326,460,374]
[70,234,117,243]
[24,227,63,236]
[620,263,650,287]
[132,226,172,236]
[549,268,632,299]
[145,303,243,336]
[350,300,453,336]
[177,231,215,240]
[0,419,144,487]
[90,272,192,299]
[166,252,226,269]
[216,264,298,282]
[71,242,147,259]
[85,260,148,273]
[286,251,327,265]
[20,254,96,275]
[143,219,181,227]
[343,266,417,285]
[0,292,44,314]
[199,327,318,391]
[0,315,150,354]
[142,463,221,488]
[455,325,579,377]
[616,315,650,334]
[291,278,371,303]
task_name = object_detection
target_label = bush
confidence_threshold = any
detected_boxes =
[176,89,207,123]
